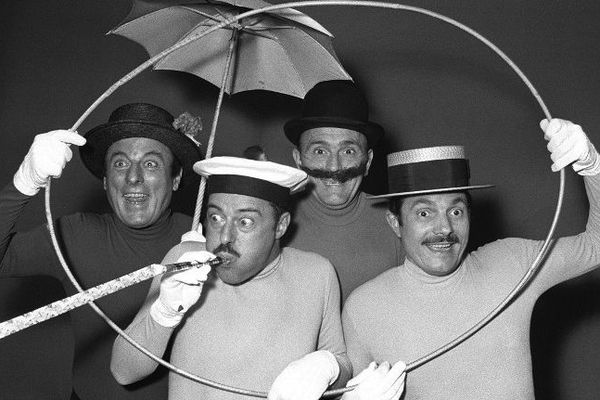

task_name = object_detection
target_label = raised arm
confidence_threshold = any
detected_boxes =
[0,129,85,267]
[533,118,600,288]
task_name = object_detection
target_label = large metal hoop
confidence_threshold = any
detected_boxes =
[44,1,562,397]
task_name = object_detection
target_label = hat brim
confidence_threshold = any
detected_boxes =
[80,120,203,181]
[284,117,384,147]
[366,184,495,199]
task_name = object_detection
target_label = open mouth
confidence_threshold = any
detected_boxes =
[216,252,237,264]
[425,242,456,251]
[123,193,149,203]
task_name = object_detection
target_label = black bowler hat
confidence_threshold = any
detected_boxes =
[80,103,203,180]
[284,80,384,147]
[368,146,493,199]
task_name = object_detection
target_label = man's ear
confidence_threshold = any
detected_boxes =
[275,211,291,240]
[292,148,302,169]
[172,169,183,191]
[385,210,402,238]
[364,148,374,177]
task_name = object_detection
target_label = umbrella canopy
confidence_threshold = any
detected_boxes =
[109,0,351,97]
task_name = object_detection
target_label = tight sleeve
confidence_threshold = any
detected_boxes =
[318,262,352,388]
[110,247,183,385]
[0,182,61,278]
[525,173,600,292]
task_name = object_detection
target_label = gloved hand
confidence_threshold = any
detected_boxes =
[541,118,600,175]
[150,249,215,328]
[342,361,406,400]
[13,130,86,196]
[268,350,340,400]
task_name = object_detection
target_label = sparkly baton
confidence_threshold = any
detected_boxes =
[0,257,223,339]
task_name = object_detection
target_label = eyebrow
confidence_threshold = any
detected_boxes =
[207,204,263,216]
[409,196,467,209]
[107,150,166,161]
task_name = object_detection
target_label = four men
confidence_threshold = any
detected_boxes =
[0,103,202,399]
[343,119,600,398]
[284,80,404,301]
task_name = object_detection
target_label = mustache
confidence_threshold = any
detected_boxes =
[211,243,241,258]
[300,161,368,183]
[422,233,460,245]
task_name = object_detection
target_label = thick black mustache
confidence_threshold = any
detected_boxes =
[300,161,368,183]
[211,243,241,258]
[422,233,460,245]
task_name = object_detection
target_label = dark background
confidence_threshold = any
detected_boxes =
[1,0,600,398]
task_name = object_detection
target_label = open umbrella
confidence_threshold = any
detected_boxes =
[109,0,352,229]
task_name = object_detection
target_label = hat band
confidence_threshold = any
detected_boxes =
[207,175,290,209]
[388,159,470,193]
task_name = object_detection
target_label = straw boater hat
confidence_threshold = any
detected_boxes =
[80,103,203,180]
[193,156,308,209]
[368,145,494,199]
[284,80,384,147]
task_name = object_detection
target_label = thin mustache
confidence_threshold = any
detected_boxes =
[422,234,460,245]
[212,243,241,258]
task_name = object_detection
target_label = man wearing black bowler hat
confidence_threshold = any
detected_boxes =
[0,103,202,400]
[343,119,600,399]
[284,80,404,302]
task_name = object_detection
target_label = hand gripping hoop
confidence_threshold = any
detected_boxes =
[45,2,562,397]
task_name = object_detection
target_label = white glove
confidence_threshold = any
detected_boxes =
[268,350,340,400]
[541,118,600,175]
[150,249,215,328]
[13,130,86,196]
[342,361,406,400]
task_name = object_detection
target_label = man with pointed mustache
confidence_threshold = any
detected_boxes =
[343,119,600,399]
[283,80,404,302]
[0,103,203,400]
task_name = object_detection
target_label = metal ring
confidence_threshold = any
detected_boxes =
[45,1,562,397]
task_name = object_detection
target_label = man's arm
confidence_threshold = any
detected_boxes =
[111,241,214,384]
[529,119,600,290]
[268,261,351,400]
[0,129,85,271]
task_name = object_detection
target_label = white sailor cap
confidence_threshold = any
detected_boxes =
[193,156,308,208]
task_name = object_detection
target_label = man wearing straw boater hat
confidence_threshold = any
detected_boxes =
[111,156,406,400]
[0,103,202,400]
[284,80,404,302]
[342,118,600,399]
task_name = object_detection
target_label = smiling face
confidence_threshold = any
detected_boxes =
[293,127,373,209]
[103,137,181,229]
[205,193,290,285]
[386,192,470,276]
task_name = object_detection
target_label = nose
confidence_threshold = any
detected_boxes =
[219,220,236,245]
[434,214,453,235]
[126,163,144,185]
[325,153,341,171]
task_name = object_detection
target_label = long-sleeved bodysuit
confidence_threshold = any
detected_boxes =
[112,246,352,400]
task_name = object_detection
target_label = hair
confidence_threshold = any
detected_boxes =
[243,145,267,161]
[389,191,472,224]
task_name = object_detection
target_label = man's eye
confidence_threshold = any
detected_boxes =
[209,214,224,224]
[144,160,159,169]
[313,148,327,155]
[418,210,430,218]
[113,160,128,168]
[343,148,356,155]
[450,208,464,217]
[239,217,254,229]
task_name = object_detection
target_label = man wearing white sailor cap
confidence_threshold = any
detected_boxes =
[342,118,600,399]
[112,156,406,400]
